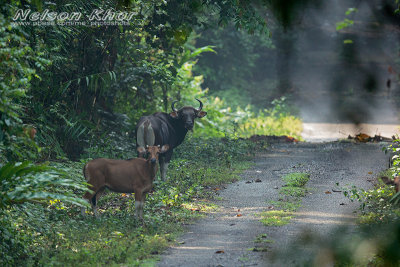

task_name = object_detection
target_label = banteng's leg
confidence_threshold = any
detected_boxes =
[91,194,99,217]
[82,187,104,217]
[159,150,172,180]
[160,162,169,181]
[134,191,144,219]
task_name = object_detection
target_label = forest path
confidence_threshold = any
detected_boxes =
[158,142,388,266]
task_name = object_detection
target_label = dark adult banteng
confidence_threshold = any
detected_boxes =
[136,99,207,180]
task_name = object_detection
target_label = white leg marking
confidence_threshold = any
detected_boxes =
[135,201,143,219]
[161,162,169,180]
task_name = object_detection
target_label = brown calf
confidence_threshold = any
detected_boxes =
[81,145,169,219]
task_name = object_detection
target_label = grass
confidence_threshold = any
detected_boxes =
[254,233,274,244]
[282,172,310,187]
[279,186,307,197]
[258,210,293,226]
[279,173,310,199]
[259,172,309,228]
[269,200,301,212]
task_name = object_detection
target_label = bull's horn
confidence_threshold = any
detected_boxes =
[196,98,203,111]
[171,100,178,112]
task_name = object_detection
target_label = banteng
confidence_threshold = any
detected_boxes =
[136,99,207,180]
[81,145,169,219]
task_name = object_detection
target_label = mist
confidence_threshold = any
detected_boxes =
[197,0,400,134]
[281,0,400,125]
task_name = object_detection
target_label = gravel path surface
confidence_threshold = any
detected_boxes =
[158,142,388,267]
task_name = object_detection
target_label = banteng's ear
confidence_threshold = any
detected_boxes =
[137,146,146,154]
[197,110,207,118]
[160,144,170,153]
[169,111,179,119]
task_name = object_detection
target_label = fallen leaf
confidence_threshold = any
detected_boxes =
[215,188,220,191]
[325,191,332,194]
[237,214,242,217]
[215,250,225,254]
[237,209,241,212]
[368,171,373,174]
[355,133,370,142]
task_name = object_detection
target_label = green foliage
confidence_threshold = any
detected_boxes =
[194,24,275,109]
[336,7,357,31]
[0,161,90,266]
[0,7,50,161]
[0,161,89,208]
[172,61,302,138]
[383,138,400,205]
[336,18,354,31]
[342,182,399,223]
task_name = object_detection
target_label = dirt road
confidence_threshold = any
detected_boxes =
[158,141,388,266]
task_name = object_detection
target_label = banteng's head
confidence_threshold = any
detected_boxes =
[169,99,207,131]
[137,145,169,164]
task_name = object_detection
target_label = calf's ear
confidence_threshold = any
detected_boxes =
[160,145,170,153]
[197,110,207,118]
[137,146,146,154]
[169,111,179,119]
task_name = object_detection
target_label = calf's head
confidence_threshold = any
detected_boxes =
[170,99,207,131]
[137,145,169,164]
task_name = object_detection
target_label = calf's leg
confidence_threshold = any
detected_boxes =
[134,191,144,219]
[82,187,104,217]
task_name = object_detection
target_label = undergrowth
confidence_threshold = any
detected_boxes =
[0,137,256,266]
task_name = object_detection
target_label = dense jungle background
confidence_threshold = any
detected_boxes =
[1,0,400,266]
